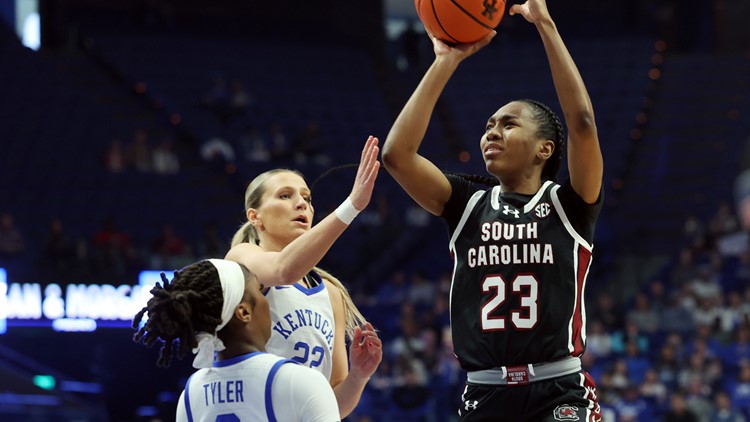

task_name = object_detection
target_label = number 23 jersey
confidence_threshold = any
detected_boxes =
[441,176,602,371]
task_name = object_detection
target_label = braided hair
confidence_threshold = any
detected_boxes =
[519,99,565,182]
[132,261,224,368]
[449,100,564,187]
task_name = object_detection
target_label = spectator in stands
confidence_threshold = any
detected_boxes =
[691,264,723,302]
[229,78,254,121]
[390,358,433,420]
[665,392,700,422]
[709,201,740,239]
[586,320,613,359]
[623,339,651,385]
[195,221,226,260]
[92,216,135,278]
[639,368,669,411]
[389,314,427,362]
[201,73,230,122]
[627,292,661,334]
[723,324,750,372]
[152,138,180,174]
[648,279,669,308]
[710,390,747,422]
[719,291,750,340]
[593,291,625,331]
[684,376,715,421]
[0,213,25,258]
[611,321,650,356]
[660,291,696,335]
[614,384,654,422]
[672,247,702,288]
[150,223,191,269]
[408,271,436,307]
[654,340,681,390]
[67,237,93,281]
[269,122,291,161]
[103,138,127,173]
[41,218,74,277]
[693,297,723,330]
[727,360,750,417]
[238,125,270,163]
[293,119,331,167]
[127,128,153,173]
[201,135,236,172]
[375,270,410,308]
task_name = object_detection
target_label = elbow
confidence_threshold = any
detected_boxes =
[381,147,397,171]
[381,141,407,172]
[569,111,597,135]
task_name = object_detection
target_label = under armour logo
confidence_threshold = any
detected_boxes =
[503,205,520,218]
[481,0,498,20]
[535,203,551,218]
[465,400,478,410]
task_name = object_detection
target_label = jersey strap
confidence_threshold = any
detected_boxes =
[265,359,295,422]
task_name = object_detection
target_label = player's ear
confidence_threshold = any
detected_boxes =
[247,208,262,229]
[235,302,253,323]
[537,139,554,160]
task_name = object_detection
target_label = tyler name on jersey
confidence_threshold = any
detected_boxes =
[467,221,553,268]
[272,308,334,348]
[202,380,244,406]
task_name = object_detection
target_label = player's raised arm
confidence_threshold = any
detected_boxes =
[226,136,380,286]
[510,0,602,203]
[382,31,495,216]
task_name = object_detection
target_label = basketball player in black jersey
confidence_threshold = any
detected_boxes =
[382,0,603,420]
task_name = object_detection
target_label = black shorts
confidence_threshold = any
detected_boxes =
[458,371,601,422]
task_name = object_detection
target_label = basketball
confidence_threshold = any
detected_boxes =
[415,0,506,44]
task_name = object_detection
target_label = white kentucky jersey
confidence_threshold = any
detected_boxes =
[265,270,336,380]
[176,351,340,422]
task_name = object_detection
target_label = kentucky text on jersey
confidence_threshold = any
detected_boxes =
[203,380,244,406]
[468,221,553,268]
[272,308,334,348]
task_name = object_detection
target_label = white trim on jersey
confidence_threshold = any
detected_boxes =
[488,181,553,213]
[567,243,580,354]
[579,254,592,345]
[449,190,486,251]
[490,185,502,210]
[522,180,554,214]
[549,185,593,251]
[448,190,486,338]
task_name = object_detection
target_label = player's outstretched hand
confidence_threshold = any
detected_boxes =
[348,136,380,212]
[348,322,383,380]
[509,0,551,25]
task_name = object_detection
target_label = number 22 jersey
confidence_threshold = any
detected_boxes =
[264,270,336,380]
[441,176,602,371]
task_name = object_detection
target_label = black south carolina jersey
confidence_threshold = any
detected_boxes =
[441,175,602,371]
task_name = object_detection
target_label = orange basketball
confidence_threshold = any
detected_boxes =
[415,0,506,44]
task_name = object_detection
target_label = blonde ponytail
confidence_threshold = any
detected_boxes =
[231,221,258,247]
[314,266,366,341]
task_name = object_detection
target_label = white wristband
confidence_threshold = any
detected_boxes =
[334,197,360,225]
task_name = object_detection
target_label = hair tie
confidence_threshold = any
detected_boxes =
[191,259,246,369]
